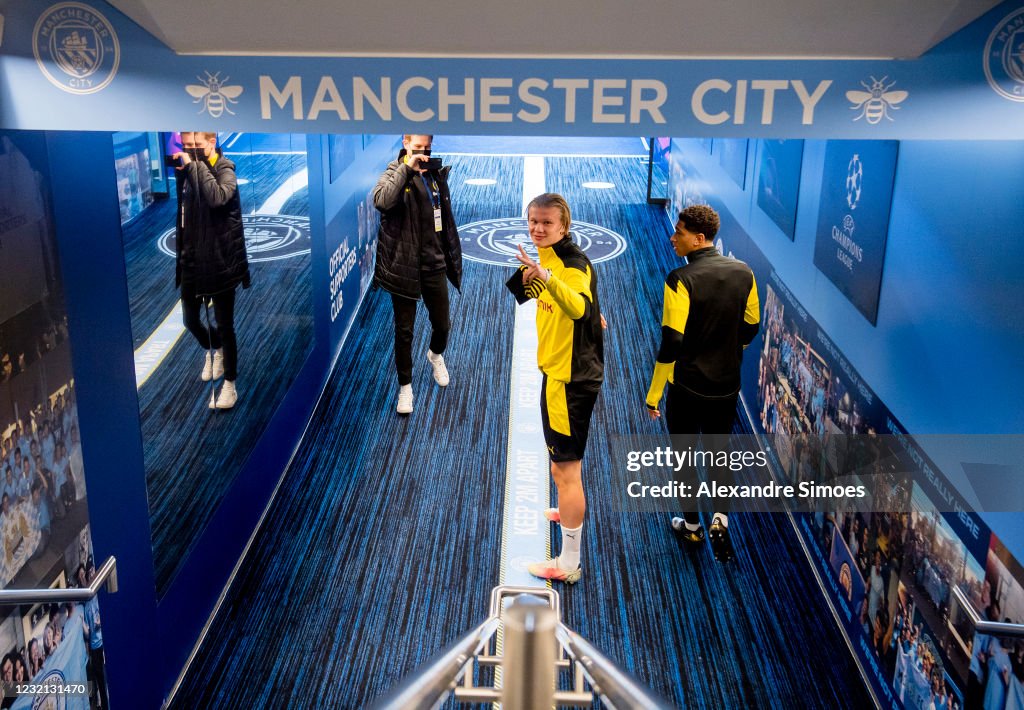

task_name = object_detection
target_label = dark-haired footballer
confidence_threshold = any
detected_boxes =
[645,204,760,562]
[507,193,604,584]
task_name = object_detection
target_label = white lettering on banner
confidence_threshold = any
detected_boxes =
[480,78,513,122]
[328,238,357,322]
[593,79,627,123]
[439,77,474,121]
[258,75,667,125]
[308,77,351,120]
[353,77,392,120]
[631,80,667,123]
[692,79,833,125]
[396,76,435,121]
[517,78,550,122]
[692,79,731,124]
[260,75,302,119]
[552,78,589,122]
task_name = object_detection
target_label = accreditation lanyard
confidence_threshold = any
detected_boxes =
[420,173,443,233]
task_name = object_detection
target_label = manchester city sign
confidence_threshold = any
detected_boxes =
[458,218,627,267]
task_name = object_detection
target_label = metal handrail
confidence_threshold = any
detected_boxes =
[0,556,117,605]
[952,584,1024,638]
[371,615,501,710]
[374,585,674,709]
[556,623,674,710]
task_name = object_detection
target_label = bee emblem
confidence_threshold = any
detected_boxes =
[186,71,244,118]
[846,76,908,124]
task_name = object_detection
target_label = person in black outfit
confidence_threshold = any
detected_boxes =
[173,131,250,410]
[645,205,760,561]
[373,135,462,415]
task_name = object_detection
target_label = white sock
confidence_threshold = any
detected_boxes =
[713,513,729,528]
[427,350,441,362]
[400,384,412,394]
[684,519,701,531]
[559,523,583,570]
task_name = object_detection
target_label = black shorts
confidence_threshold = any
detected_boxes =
[540,374,601,462]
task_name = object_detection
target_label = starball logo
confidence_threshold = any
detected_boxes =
[33,2,120,94]
[984,7,1024,101]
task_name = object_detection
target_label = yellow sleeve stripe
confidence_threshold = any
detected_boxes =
[646,361,673,408]
[744,273,760,324]
[662,281,690,333]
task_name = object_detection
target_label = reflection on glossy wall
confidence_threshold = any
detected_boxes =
[117,131,314,596]
[0,130,105,702]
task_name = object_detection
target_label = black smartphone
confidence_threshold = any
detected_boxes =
[164,154,182,168]
[424,157,443,171]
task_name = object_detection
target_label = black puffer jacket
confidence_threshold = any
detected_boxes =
[372,150,462,300]
[175,149,250,296]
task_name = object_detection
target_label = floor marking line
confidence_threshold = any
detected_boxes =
[134,302,186,388]
[255,167,309,215]
[500,156,551,589]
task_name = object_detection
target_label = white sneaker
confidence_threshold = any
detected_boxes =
[201,352,213,381]
[212,349,225,380]
[210,380,237,410]
[426,350,449,387]
[396,384,414,414]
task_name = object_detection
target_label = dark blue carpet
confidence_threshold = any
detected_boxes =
[170,153,871,709]
[170,156,523,708]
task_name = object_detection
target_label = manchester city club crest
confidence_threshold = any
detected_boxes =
[984,7,1024,101]
[458,218,627,267]
[33,2,120,94]
[159,214,311,263]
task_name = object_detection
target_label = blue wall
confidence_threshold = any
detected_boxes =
[669,135,1024,542]
[38,130,400,705]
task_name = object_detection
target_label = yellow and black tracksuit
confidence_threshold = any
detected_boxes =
[506,236,603,461]
[646,246,760,518]
[647,246,760,405]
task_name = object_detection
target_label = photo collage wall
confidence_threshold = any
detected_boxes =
[0,131,106,706]
[665,137,1022,710]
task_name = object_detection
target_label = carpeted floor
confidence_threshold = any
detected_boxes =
[170,149,873,709]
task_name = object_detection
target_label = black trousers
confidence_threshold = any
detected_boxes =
[181,285,238,381]
[90,645,109,708]
[390,270,450,386]
[666,383,739,523]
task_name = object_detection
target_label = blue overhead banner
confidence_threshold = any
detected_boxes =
[1,0,1024,137]
[813,140,898,325]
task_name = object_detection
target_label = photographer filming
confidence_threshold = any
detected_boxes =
[173,131,250,410]
[373,135,462,415]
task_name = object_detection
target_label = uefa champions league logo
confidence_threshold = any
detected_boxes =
[984,7,1024,101]
[458,218,627,267]
[842,214,856,237]
[845,154,863,210]
[159,215,311,263]
[33,2,120,94]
